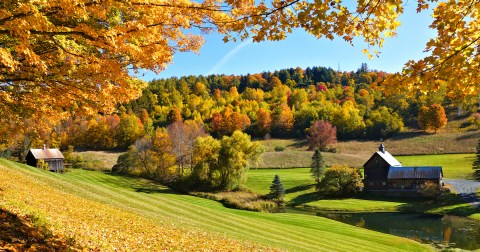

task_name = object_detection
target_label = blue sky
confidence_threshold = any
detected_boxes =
[139,2,436,81]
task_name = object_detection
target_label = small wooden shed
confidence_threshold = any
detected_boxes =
[26,145,64,172]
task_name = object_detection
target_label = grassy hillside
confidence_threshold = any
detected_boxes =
[254,130,478,168]
[0,159,432,251]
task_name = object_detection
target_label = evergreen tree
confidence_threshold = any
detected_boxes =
[473,139,480,180]
[269,175,285,207]
[310,149,326,183]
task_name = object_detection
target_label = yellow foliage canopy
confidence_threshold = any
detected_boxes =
[0,0,478,135]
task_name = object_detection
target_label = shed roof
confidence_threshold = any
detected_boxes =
[387,166,443,180]
[29,149,64,160]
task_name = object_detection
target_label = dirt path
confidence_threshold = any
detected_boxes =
[444,179,480,208]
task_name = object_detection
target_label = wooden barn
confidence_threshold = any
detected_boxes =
[363,144,443,194]
[363,144,402,191]
[26,145,64,172]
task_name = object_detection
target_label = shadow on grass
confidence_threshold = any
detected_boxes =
[390,131,429,141]
[285,184,315,194]
[286,139,308,149]
[455,131,480,141]
[289,191,321,206]
[0,208,76,250]
[104,172,179,195]
[132,186,172,194]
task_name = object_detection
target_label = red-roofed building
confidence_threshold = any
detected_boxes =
[26,144,64,172]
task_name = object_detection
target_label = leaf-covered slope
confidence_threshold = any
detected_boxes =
[0,159,432,251]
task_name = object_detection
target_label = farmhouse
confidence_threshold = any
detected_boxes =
[26,145,64,172]
[363,144,443,193]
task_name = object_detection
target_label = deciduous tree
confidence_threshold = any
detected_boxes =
[429,104,448,133]
[365,106,404,139]
[317,165,363,197]
[166,108,182,125]
[256,108,272,135]
[115,114,144,148]
[272,103,294,136]
[307,121,337,151]
[191,131,265,191]
[167,120,206,175]
[417,104,448,133]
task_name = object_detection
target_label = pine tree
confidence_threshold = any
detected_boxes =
[473,139,480,180]
[269,175,285,207]
[310,149,326,183]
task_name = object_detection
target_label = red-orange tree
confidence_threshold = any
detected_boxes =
[307,120,337,151]
[417,104,448,133]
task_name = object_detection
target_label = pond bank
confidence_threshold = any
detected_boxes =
[286,209,480,251]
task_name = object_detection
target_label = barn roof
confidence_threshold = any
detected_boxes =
[363,150,402,168]
[29,149,64,160]
[388,166,443,180]
[376,151,402,167]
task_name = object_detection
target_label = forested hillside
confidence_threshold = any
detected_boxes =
[4,64,478,155]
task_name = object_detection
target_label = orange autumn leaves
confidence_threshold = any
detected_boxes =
[0,161,271,251]
[1,0,478,137]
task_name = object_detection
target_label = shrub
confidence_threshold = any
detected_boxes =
[420,181,452,202]
[317,165,363,197]
[36,159,50,170]
[192,191,277,212]
[274,146,285,152]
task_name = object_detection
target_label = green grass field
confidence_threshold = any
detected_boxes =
[396,153,476,179]
[0,159,432,251]
[246,168,409,212]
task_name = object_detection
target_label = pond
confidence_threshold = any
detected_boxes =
[287,209,480,250]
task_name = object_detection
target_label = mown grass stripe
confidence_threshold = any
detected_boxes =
[0,159,432,251]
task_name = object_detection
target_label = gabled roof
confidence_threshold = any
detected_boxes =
[376,151,402,167]
[388,166,443,179]
[29,149,64,160]
[363,151,402,168]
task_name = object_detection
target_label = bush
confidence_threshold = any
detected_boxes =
[192,191,277,212]
[36,159,50,170]
[274,146,285,152]
[420,182,453,202]
[317,165,363,197]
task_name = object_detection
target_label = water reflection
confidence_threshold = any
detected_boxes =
[315,212,480,250]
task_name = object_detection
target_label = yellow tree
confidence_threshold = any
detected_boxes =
[384,1,480,100]
[272,103,294,136]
